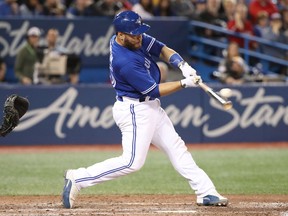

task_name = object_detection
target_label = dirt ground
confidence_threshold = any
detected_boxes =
[0,143,288,216]
[0,194,288,216]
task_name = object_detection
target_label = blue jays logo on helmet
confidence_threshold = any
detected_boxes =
[113,10,150,36]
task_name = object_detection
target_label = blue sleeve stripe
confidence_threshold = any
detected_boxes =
[146,38,155,52]
[141,83,157,95]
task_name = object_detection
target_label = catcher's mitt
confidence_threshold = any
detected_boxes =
[0,94,29,137]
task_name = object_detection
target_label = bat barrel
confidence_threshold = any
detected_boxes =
[198,82,233,110]
[223,101,233,110]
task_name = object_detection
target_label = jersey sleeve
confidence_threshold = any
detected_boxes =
[120,61,158,96]
[142,34,165,58]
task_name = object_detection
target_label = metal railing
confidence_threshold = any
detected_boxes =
[188,20,288,74]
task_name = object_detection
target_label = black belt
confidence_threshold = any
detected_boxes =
[117,96,155,102]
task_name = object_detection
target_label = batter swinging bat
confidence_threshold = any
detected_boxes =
[198,82,233,110]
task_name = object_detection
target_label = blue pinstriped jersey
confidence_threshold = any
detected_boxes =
[109,34,165,99]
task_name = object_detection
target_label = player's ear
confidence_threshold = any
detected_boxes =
[118,32,125,41]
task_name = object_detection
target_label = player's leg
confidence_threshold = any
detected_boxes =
[68,102,155,188]
[62,101,158,208]
[151,107,228,206]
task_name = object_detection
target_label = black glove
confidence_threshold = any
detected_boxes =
[0,94,29,137]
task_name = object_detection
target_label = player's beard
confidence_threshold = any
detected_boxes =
[123,38,141,50]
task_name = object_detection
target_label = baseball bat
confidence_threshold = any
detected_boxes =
[198,82,233,110]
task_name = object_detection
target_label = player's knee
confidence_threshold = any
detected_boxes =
[128,159,145,172]
[122,154,146,172]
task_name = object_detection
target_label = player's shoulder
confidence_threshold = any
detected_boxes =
[142,33,159,52]
[112,45,137,61]
[143,33,154,38]
[142,33,156,42]
[111,47,139,70]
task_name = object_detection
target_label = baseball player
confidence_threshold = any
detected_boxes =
[62,10,228,209]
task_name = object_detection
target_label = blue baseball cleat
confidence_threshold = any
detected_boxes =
[197,194,228,206]
[62,169,80,208]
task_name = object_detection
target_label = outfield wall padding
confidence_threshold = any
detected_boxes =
[0,83,287,145]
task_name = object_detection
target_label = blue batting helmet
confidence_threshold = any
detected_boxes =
[113,10,150,35]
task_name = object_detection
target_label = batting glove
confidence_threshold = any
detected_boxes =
[179,62,197,78]
[180,75,202,88]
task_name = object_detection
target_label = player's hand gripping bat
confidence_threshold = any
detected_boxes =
[198,82,233,110]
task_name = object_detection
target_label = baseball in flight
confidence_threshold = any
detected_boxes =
[219,88,233,98]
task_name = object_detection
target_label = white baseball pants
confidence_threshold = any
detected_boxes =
[73,98,217,197]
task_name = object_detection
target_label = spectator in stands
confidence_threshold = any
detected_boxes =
[220,0,236,22]
[253,11,269,37]
[0,58,7,83]
[261,13,287,54]
[66,0,94,18]
[197,0,226,36]
[170,0,194,17]
[248,0,278,24]
[132,0,154,19]
[227,3,256,49]
[119,0,133,11]
[281,8,288,35]
[0,0,19,16]
[42,0,66,16]
[214,41,249,84]
[19,0,43,16]
[36,28,81,84]
[196,0,226,57]
[92,0,124,17]
[153,0,175,16]
[277,0,288,11]
[192,0,206,19]
[64,0,73,10]
[198,0,226,28]
[261,12,288,74]
[14,26,41,85]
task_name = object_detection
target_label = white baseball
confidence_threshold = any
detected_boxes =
[219,88,232,98]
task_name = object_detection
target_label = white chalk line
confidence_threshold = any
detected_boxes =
[155,210,197,213]
[1,201,288,216]
[0,210,198,216]
[238,202,288,208]
[92,202,192,206]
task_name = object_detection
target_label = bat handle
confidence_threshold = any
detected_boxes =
[198,82,211,92]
